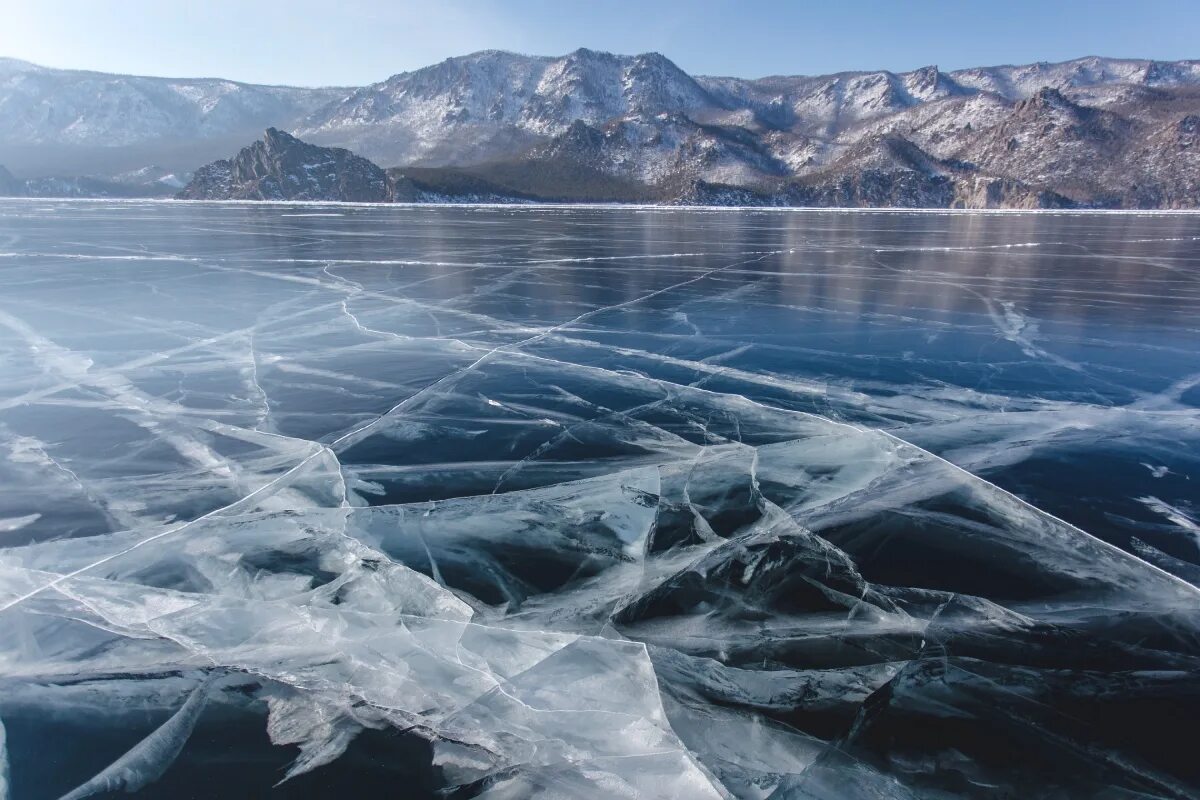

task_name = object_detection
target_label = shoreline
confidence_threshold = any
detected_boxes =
[4,196,1200,215]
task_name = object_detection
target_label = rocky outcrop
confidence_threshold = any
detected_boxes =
[789,170,957,208]
[178,160,234,200]
[178,128,388,201]
[951,177,1074,209]
[386,167,540,204]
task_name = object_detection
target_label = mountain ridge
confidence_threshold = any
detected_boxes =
[4,50,1200,207]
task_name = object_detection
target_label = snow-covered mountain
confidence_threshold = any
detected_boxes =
[288,50,1200,206]
[0,58,342,147]
[295,49,718,166]
[8,51,1200,207]
[0,57,344,176]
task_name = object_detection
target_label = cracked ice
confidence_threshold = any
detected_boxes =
[1,201,1199,798]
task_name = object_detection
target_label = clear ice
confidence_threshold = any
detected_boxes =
[0,202,1198,798]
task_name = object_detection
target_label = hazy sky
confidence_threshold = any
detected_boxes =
[3,0,1197,86]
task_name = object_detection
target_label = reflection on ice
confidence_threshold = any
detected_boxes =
[0,202,1199,798]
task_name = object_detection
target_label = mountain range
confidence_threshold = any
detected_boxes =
[2,51,1200,207]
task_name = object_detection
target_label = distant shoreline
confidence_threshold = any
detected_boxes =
[4,196,1200,216]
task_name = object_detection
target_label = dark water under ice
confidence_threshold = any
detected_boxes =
[0,201,1198,799]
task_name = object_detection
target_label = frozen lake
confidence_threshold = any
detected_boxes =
[1,201,1198,798]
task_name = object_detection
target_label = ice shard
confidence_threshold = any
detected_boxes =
[56,683,209,800]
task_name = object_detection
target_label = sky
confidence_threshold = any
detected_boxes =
[2,0,1198,86]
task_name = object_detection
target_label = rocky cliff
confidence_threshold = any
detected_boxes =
[178,128,388,201]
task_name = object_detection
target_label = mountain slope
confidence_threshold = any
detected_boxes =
[295,49,718,166]
[0,58,344,176]
[0,58,341,147]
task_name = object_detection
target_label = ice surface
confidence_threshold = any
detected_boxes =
[0,202,1199,798]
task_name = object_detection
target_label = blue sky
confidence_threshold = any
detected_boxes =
[2,0,1197,86]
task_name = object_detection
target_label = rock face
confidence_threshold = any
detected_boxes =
[177,160,234,200]
[178,128,388,201]
[951,176,1073,209]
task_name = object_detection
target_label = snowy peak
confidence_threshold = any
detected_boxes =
[901,65,965,102]
[619,51,714,114]
[1019,86,1082,111]
[693,65,970,140]
[1009,86,1092,124]
[1142,60,1200,87]
[296,49,713,165]
[258,126,303,153]
[1007,85,1123,139]
[948,56,1200,100]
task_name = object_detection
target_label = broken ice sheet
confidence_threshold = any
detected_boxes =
[1,202,1199,798]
